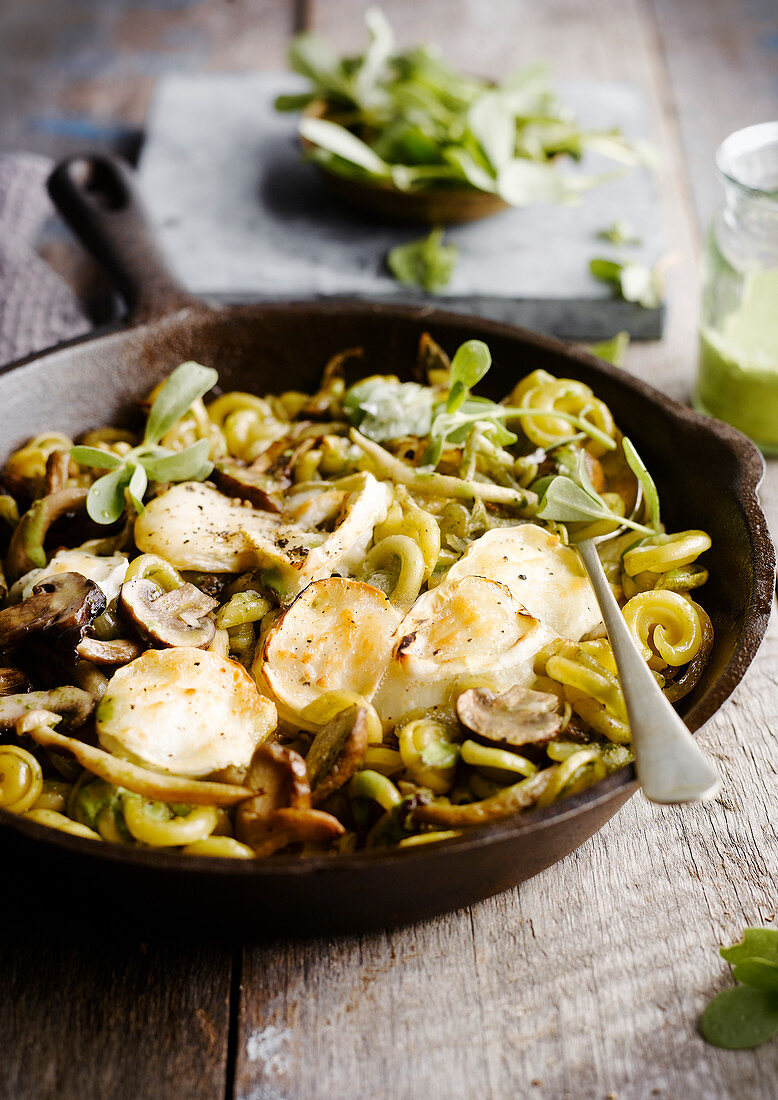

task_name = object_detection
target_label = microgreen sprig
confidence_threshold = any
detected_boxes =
[71,361,217,525]
[700,928,778,1049]
[534,437,660,538]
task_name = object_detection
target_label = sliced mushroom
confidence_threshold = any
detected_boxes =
[120,577,217,648]
[45,450,73,495]
[0,572,106,652]
[456,685,562,749]
[75,636,143,666]
[6,487,88,580]
[305,704,370,806]
[0,686,94,729]
[212,460,286,513]
[234,742,346,855]
[0,667,31,695]
[411,768,555,828]
[249,807,345,858]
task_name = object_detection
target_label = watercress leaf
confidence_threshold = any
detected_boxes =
[126,463,148,515]
[387,227,459,293]
[70,446,122,471]
[589,257,663,310]
[622,437,661,531]
[273,92,318,112]
[468,90,515,171]
[498,161,612,207]
[449,340,492,395]
[442,147,498,192]
[86,466,131,525]
[343,376,435,442]
[535,476,611,524]
[300,117,391,177]
[141,439,214,483]
[287,33,350,97]
[597,219,641,246]
[586,331,630,366]
[144,361,219,445]
[732,958,778,992]
[699,985,778,1049]
[355,7,395,104]
[721,928,778,968]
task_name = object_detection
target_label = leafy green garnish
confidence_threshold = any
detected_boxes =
[700,928,778,1049]
[280,10,652,205]
[586,331,630,366]
[72,361,217,524]
[535,442,658,537]
[387,228,459,293]
[622,436,660,531]
[590,257,663,309]
[597,218,641,246]
[343,376,435,441]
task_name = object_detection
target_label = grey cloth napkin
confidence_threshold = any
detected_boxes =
[0,153,90,366]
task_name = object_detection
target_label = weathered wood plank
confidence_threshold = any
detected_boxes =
[0,916,234,1100]
[234,4,778,1099]
[0,0,298,157]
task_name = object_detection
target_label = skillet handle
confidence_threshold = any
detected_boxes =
[47,155,200,325]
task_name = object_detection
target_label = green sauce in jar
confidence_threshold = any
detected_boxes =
[696,269,778,452]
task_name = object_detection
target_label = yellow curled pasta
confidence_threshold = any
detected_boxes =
[301,690,383,744]
[3,432,74,485]
[622,590,703,667]
[32,779,72,813]
[509,369,615,455]
[0,745,44,813]
[536,748,607,807]
[622,531,711,577]
[208,392,284,461]
[545,649,627,721]
[374,490,441,579]
[122,797,219,847]
[398,718,459,794]
[362,534,426,609]
[124,553,184,591]
[215,591,271,629]
[182,836,255,859]
[23,808,101,840]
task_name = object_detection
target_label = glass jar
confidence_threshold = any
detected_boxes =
[694,122,778,453]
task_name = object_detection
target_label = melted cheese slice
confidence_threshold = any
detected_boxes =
[372,575,545,730]
[97,647,276,777]
[445,525,601,640]
[255,577,403,729]
[134,474,390,597]
[17,550,128,603]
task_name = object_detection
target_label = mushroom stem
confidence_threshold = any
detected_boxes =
[20,714,255,806]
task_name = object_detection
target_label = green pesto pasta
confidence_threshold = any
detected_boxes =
[0,335,714,858]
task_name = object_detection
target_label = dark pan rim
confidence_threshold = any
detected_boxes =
[0,299,774,878]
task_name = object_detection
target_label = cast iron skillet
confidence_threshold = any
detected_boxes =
[0,156,773,935]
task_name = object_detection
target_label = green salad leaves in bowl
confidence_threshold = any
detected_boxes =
[276,8,654,223]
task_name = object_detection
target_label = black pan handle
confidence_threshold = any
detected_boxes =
[47,155,200,325]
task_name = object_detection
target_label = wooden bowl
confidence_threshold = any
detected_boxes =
[301,100,510,224]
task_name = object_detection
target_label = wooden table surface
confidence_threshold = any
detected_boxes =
[1,2,777,1098]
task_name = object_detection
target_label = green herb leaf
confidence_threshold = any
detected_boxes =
[536,476,611,525]
[586,331,630,366]
[721,928,778,968]
[355,7,395,103]
[387,227,458,293]
[597,219,642,246]
[86,466,131,525]
[699,986,778,1049]
[448,340,491,408]
[732,958,778,992]
[125,463,148,515]
[70,446,122,471]
[144,361,218,445]
[622,436,661,531]
[590,257,663,309]
[343,376,435,442]
[141,439,214,484]
[300,117,391,177]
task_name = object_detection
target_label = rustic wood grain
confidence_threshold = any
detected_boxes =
[233,3,778,1099]
[0,915,235,1100]
[1,2,777,1098]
